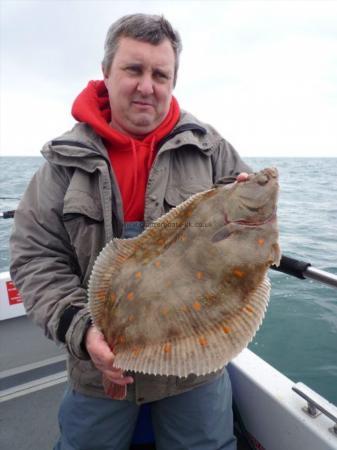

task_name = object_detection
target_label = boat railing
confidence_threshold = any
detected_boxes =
[292,382,337,437]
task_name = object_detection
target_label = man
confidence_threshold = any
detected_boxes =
[10,14,251,450]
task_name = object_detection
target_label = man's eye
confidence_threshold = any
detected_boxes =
[154,71,169,81]
[125,66,141,75]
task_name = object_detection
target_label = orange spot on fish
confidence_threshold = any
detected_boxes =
[180,235,187,241]
[135,271,142,280]
[233,269,245,278]
[258,238,265,246]
[222,326,231,334]
[193,301,202,311]
[198,336,208,347]
[244,305,255,315]
[157,239,165,245]
[155,260,161,268]
[163,343,172,353]
[196,271,204,280]
[96,290,107,301]
[128,315,134,322]
[127,292,134,301]
[109,292,116,302]
[161,306,169,316]
[132,347,141,357]
[117,254,128,264]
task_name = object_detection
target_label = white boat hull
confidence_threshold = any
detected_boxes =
[228,349,337,449]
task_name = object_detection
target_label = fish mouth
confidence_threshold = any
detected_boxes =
[225,210,277,227]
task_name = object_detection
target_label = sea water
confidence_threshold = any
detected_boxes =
[0,156,336,404]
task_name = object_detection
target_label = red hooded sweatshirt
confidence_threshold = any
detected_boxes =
[72,80,180,221]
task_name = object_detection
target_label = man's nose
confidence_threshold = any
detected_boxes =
[137,74,154,96]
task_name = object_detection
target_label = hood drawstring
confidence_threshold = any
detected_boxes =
[147,135,157,171]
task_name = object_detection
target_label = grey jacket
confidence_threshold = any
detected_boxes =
[10,110,251,403]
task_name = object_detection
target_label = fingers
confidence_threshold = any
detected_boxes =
[104,368,134,385]
[86,326,114,362]
[103,376,127,400]
[236,172,249,182]
[85,325,134,386]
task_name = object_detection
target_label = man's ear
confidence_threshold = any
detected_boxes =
[102,64,108,85]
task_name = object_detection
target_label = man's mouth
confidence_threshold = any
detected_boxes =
[132,100,154,108]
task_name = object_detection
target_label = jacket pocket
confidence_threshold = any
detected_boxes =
[63,190,105,282]
[63,190,103,221]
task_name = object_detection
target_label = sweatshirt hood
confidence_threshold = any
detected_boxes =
[70,80,180,220]
[71,80,180,147]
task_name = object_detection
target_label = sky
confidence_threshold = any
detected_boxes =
[1,0,337,157]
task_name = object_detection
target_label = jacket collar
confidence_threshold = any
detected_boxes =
[158,110,222,156]
[41,110,221,170]
[41,123,109,172]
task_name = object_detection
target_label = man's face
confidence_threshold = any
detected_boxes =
[103,37,176,138]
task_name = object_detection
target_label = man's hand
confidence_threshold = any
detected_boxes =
[236,172,249,182]
[85,326,133,386]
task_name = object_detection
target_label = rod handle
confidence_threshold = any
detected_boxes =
[0,210,15,219]
[271,255,311,279]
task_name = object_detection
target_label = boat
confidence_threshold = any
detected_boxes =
[1,254,337,450]
[1,205,337,449]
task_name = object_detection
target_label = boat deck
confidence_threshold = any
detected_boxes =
[0,316,251,450]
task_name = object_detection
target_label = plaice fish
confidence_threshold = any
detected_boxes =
[88,167,280,379]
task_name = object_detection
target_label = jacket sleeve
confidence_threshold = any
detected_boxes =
[9,161,91,360]
[211,138,253,183]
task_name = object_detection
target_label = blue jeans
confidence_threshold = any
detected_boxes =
[54,222,236,449]
[54,371,236,450]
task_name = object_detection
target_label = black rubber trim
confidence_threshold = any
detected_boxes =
[80,318,93,357]
[271,255,311,279]
[56,306,82,343]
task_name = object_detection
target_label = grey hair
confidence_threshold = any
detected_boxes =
[102,14,182,86]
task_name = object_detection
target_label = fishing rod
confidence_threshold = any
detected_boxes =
[0,210,15,219]
[1,208,336,289]
[271,255,337,289]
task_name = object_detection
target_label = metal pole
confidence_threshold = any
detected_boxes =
[304,266,337,288]
[271,255,337,289]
